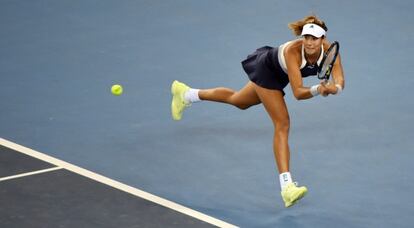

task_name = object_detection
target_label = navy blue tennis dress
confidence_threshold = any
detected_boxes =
[241,40,324,95]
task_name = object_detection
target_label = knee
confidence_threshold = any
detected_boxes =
[235,103,251,110]
[229,95,251,110]
[274,117,290,133]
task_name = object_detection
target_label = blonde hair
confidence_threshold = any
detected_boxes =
[288,15,328,36]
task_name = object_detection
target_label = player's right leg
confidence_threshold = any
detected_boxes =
[171,81,260,120]
[171,80,191,121]
[198,81,261,110]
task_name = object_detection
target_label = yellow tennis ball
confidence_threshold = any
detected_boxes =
[111,84,123,96]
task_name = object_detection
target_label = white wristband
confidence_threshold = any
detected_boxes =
[310,85,320,97]
[335,84,343,95]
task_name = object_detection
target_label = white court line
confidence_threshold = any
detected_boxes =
[0,138,238,228]
[0,167,63,182]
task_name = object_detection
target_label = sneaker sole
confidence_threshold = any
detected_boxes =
[171,81,182,120]
[285,189,307,208]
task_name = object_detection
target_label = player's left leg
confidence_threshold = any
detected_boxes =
[252,84,307,207]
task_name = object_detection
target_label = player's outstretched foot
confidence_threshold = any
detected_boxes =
[171,80,191,121]
[281,182,307,207]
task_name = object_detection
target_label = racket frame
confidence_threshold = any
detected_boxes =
[318,41,340,82]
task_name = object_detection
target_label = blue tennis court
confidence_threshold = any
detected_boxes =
[1,0,413,227]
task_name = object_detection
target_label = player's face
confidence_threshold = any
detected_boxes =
[303,35,323,56]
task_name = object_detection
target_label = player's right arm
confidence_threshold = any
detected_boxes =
[285,44,327,99]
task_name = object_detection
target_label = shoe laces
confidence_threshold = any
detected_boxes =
[182,101,191,107]
[180,92,191,107]
[284,182,299,190]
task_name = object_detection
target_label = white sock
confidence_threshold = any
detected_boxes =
[184,88,201,103]
[279,172,293,190]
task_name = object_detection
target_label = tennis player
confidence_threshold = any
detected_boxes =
[171,15,345,207]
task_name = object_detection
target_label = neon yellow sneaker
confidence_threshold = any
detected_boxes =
[281,182,308,207]
[171,80,191,121]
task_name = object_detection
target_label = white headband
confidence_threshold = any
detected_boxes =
[301,23,326,38]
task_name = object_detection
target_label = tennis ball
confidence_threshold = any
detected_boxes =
[111,84,123,96]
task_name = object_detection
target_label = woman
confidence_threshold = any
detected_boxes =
[171,15,345,207]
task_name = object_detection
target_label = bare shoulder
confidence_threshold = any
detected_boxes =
[322,39,333,51]
[284,39,302,59]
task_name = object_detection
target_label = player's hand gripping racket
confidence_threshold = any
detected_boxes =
[318,41,340,85]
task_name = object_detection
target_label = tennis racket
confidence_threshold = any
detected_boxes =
[318,41,340,83]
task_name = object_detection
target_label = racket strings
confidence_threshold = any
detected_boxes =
[319,48,337,78]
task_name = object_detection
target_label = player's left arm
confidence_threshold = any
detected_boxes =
[331,53,345,90]
[321,39,345,95]
[321,53,344,95]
